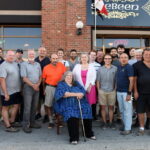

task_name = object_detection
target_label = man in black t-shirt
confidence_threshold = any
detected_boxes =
[133,48,150,135]
[35,47,50,122]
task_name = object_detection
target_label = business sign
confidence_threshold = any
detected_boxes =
[87,0,150,27]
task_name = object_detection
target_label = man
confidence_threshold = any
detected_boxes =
[89,50,101,120]
[21,50,42,133]
[68,49,79,71]
[128,48,137,65]
[117,44,125,56]
[89,50,101,72]
[110,47,120,67]
[15,49,24,123]
[97,54,117,129]
[42,54,66,128]
[133,49,150,135]
[0,47,4,64]
[35,47,50,122]
[0,50,21,132]
[96,50,104,65]
[116,53,134,135]
[135,49,143,61]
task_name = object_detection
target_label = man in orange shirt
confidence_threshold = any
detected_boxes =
[42,53,66,128]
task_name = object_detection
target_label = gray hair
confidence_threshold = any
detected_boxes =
[61,71,73,81]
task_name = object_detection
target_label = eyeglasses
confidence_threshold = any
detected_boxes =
[104,58,112,60]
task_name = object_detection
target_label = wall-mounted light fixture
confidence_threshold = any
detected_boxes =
[76,21,84,35]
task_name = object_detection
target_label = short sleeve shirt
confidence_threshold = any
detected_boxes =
[0,61,21,95]
[97,65,117,92]
[21,61,42,84]
[42,62,66,86]
[133,61,150,94]
[116,64,134,92]
[35,56,50,70]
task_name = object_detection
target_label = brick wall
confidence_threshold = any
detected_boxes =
[42,0,91,56]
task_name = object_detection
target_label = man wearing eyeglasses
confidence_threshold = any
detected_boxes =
[96,54,117,129]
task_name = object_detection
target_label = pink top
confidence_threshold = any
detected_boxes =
[81,70,88,86]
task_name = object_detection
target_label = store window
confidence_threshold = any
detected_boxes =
[0,26,41,56]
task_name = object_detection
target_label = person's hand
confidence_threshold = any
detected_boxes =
[87,84,92,93]
[76,93,84,100]
[32,84,39,91]
[134,92,139,100]
[4,93,10,101]
[126,94,131,101]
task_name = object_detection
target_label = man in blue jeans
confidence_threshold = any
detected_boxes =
[116,53,134,135]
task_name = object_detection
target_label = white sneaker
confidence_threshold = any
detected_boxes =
[90,136,96,140]
[71,141,78,145]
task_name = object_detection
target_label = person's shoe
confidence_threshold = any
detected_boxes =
[5,126,20,132]
[48,122,55,129]
[120,130,131,135]
[35,113,42,120]
[71,141,78,145]
[30,122,41,129]
[43,115,49,123]
[100,122,108,129]
[145,120,150,130]
[137,129,144,136]
[90,136,96,140]
[23,126,32,133]
[109,122,116,130]
[11,122,22,128]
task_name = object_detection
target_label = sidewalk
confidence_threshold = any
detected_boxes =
[0,121,149,150]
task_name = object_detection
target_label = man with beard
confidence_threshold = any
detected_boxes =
[117,45,125,56]
[110,47,121,67]
[68,49,79,71]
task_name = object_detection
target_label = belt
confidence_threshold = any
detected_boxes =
[46,84,57,88]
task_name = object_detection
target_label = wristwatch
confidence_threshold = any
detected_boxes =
[127,91,132,95]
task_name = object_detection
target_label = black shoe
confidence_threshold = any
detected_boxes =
[100,122,108,129]
[109,122,116,130]
[11,122,22,128]
[23,126,32,133]
[30,122,41,129]
[120,130,131,135]
[5,126,20,132]
[35,113,42,120]
[43,115,49,123]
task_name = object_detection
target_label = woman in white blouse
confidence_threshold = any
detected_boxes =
[73,53,97,105]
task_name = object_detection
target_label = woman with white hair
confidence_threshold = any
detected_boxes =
[54,71,96,144]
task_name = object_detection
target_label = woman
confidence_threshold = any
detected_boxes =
[72,53,97,105]
[54,71,96,145]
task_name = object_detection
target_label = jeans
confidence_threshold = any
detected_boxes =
[117,92,132,131]
[23,84,39,127]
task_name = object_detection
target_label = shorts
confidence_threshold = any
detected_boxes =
[44,85,56,107]
[1,92,21,106]
[137,94,150,113]
[98,89,116,106]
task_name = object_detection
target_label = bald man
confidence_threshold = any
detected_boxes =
[21,50,42,133]
[42,53,66,128]
[0,51,21,132]
[116,53,134,135]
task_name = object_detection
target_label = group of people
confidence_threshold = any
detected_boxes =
[0,44,149,145]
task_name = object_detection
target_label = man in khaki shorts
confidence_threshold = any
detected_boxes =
[96,54,117,129]
[42,54,66,128]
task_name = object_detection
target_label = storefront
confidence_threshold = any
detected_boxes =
[87,0,150,52]
[0,0,41,55]
[1,0,150,54]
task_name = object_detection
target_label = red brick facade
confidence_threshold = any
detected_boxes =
[42,0,91,55]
